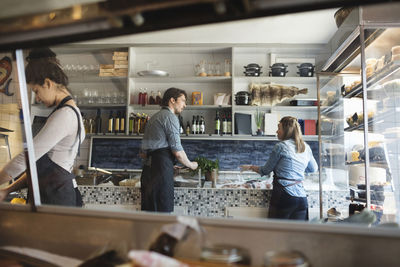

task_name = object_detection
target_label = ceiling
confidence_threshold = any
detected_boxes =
[80,8,339,45]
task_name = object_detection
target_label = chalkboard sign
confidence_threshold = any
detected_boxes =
[89,137,319,171]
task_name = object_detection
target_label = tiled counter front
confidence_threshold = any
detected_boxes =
[79,186,348,218]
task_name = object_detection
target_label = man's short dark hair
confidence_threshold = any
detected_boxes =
[161,87,187,107]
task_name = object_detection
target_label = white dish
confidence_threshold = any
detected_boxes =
[137,70,169,77]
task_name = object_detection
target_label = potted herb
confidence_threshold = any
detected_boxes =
[192,156,219,181]
[255,109,264,136]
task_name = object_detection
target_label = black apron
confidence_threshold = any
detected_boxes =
[29,96,83,207]
[140,147,175,212]
[268,174,308,220]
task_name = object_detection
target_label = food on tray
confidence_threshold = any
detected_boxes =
[219,179,271,189]
[249,83,308,106]
[346,111,374,127]
[391,45,400,61]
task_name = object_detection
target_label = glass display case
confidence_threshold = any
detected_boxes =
[318,7,400,223]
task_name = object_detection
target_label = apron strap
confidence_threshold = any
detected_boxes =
[48,95,82,156]
[273,174,302,187]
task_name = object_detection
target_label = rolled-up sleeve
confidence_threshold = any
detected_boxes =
[259,143,283,177]
[164,115,183,152]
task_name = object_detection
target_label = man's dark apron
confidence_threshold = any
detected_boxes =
[268,174,308,220]
[140,147,175,212]
[29,96,83,207]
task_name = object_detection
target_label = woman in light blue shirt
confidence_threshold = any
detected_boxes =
[240,116,318,220]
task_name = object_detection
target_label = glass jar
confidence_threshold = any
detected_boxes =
[264,250,309,267]
[201,244,250,265]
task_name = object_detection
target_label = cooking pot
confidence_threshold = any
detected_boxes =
[269,63,288,77]
[244,63,262,70]
[243,71,262,77]
[235,91,251,105]
[297,63,315,77]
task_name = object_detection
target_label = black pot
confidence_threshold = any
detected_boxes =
[244,71,262,77]
[244,63,262,70]
[297,67,314,77]
[269,68,288,77]
[297,63,315,77]
[270,63,288,68]
[235,91,251,105]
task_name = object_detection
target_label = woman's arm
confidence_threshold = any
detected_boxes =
[0,173,27,202]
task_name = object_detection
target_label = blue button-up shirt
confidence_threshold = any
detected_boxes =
[141,107,183,152]
[259,139,318,197]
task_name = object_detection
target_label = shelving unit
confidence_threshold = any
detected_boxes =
[318,9,400,222]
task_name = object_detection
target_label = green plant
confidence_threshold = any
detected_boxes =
[255,109,264,129]
[190,156,219,175]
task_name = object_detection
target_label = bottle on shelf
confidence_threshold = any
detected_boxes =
[142,88,148,107]
[222,112,228,135]
[196,115,200,134]
[120,111,125,134]
[108,111,114,133]
[192,116,197,134]
[129,113,134,134]
[95,108,102,134]
[115,111,120,133]
[200,116,205,134]
[149,91,156,105]
[134,113,141,134]
[138,88,143,105]
[227,112,232,134]
[178,115,184,134]
[215,110,221,135]
[186,121,191,135]
[156,90,162,105]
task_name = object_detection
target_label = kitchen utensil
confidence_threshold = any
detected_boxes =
[235,91,251,105]
[269,63,288,77]
[297,63,315,77]
[137,70,169,77]
[244,63,262,70]
[244,71,262,77]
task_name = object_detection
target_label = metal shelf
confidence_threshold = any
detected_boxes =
[343,61,400,98]
[129,104,231,110]
[234,76,318,85]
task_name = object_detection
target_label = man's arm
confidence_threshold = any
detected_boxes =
[173,150,198,170]
[0,173,28,202]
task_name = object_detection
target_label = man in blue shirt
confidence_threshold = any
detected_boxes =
[141,87,198,212]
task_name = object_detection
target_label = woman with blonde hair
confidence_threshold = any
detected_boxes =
[240,116,317,220]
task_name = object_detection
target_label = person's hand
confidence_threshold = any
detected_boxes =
[190,161,198,170]
[240,165,252,172]
[0,188,9,202]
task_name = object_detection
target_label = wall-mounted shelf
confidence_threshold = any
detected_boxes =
[234,76,318,85]
[131,76,232,83]
[129,104,231,110]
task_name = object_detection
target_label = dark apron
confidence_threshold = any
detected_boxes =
[140,147,175,212]
[28,96,83,207]
[268,174,308,220]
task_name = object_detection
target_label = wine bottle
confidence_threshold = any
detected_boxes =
[215,110,220,135]
[222,112,228,135]
[227,112,232,134]
[114,111,120,133]
[192,116,196,134]
[95,108,102,134]
[129,113,134,134]
[120,111,125,133]
[200,116,205,134]
[156,90,162,105]
[196,115,200,134]
[186,121,191,135]
[108,111,114,133]
[149,91,156,104]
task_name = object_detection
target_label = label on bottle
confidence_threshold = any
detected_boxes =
[227,121,232,134]
[200,124,205,134]
[129,119,134,134]
[115,118,120,132]
[192,123,196,134]
[120,118,125,132]
[223,121,228,134]
[108,119,113,133]
[215,120,220,132]
[196,123,200,133]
